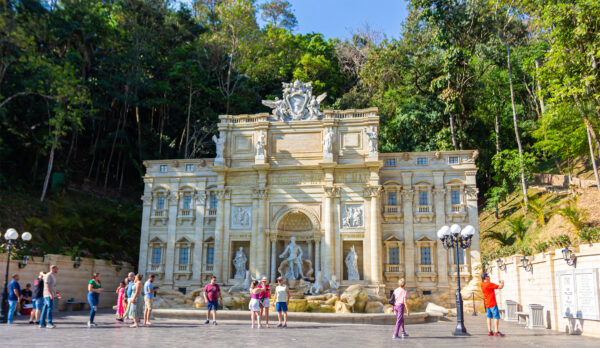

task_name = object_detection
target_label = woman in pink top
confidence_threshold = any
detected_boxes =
[392,278,409,338]
[115,280,126,321]
[248,280,264,328]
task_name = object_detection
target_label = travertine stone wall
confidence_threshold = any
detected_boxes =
[0,254,133,309]
[488,244,600,338]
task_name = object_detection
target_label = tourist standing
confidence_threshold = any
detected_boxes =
[203,276,222,325]
[115,280,126,321]
[40,265,61,329]
[143,274,157,326]
[391,278,409,339]
[125,274,144,328]
[20,283,33,317]
[249,280,264,328]
[87,272,103,327]
[480,273,504,337]
[7,274,21,324]
[274,276,290,328]
[124,272,135,320]
[30,272,45,324]
[259,276,271,328]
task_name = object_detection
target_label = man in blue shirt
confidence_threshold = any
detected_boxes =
[124,272,135,322]
[143,274,157,326]
[8,274,22,324]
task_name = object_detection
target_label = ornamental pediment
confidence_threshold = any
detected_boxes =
[261,80,327,121]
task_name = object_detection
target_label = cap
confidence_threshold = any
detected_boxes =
[261,276,268,281]
[481,273,489,281]
[276,276,283,281]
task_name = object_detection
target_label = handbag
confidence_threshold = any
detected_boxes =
[388,293,395,305]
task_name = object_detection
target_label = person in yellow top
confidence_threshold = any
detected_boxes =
[87,272,104,327]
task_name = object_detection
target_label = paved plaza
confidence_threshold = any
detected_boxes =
[1,310,598,347]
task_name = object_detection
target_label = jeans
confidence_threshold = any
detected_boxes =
[39,297,54,326]
[88,292,99,323]
[7,300,18,323]
[393,304,406,336]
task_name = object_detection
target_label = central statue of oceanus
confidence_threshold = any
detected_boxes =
[262,80,327,121]
[279,237,305,279]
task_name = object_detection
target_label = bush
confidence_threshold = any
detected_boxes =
[550,234,571,248]
[533,241,549,253]
[578,227,600,244]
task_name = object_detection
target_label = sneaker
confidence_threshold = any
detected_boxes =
[29,321,34,324]
[402,333,409,338]
[47,324,56,329]
[277,323,282,328]
[392,335,399,339]
[213,321,217,326]
[91,323,98,327]
[488,331,494,336]
[494,332,505,337]
[204,320,210,324]
[283,324,287,328]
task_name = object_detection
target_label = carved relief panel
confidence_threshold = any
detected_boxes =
[341,204,364,229]
[231,206,252,229]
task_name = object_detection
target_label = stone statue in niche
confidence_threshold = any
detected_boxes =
[322,128,335,159]
[309,271,324,295]
[328,274,340,295]
[228,270,251,294]
[342,205,363,228]
[212,132,225,165]
[279,236,306,279]
[233,247,247,280]
[364,126,378,155]
[345,245,360,280]
[255,131,266,160]
[231,206,251,229]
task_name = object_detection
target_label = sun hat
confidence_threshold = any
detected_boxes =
[261,276,268,281]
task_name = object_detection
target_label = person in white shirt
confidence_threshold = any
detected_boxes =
[273,277,290,328]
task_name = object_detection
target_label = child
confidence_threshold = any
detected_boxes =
[392,278,409,339]
[116,280,126,321]
[249,280,264,328]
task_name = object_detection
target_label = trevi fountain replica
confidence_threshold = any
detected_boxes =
[138,81,484,315]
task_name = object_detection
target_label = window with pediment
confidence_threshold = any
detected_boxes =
[415,236,436,276]
[148,237,166,275]
[177,187,196,224]
[175,237,193,275]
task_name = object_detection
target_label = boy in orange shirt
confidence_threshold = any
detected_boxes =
[480,273,504,337]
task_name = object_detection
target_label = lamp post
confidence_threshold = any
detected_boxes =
[1,228,32,324]
[437,224,475,336]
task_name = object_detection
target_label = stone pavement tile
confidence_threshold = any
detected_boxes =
[0,310,597,348]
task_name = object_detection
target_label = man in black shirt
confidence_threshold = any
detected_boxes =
[30,272,45,324]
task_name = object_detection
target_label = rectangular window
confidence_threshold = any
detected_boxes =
[448,156,459,164]
[209,194,217,209]
[420,247,432,265]
[206,246,214,265]
[417,157,427,165]
[385,158,396,167]
[152,247,162,264]
[157,196,165,210]
[160,165,168,172]
[456,247,465,265]
[419,191,428,206]
[183,195,192,209]
[185,164,194,171]
[388,192,397,206]
[451,190,460,205]
[389,247,400,265]
[179,247,189,265]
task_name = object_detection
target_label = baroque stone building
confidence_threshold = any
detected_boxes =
[138,81,480,298]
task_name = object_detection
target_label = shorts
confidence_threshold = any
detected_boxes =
[144,297,154,310]
[261,299,270,308]
[206,300,219,311]
[249,298,261,312]
[486,305,500,319]
[276,302,288,312]
[33,298,44,310]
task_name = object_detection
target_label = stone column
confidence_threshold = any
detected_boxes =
[333,189,342,281]
[164,186,180,286]
[315,237,321,273]
[250,195,260,278]
[433,185,449,287]
[213,189,228,280]
[323,188,334,279]
[270,236,277,281]
[255,188,268,277]
[402,186,416,287]
[192,190,207,287]
[138,179,153,276]
[369,186,383,284]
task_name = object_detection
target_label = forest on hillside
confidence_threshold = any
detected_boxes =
[1,0,599,263]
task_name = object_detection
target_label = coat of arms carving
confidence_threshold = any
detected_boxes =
[262,80,327,121]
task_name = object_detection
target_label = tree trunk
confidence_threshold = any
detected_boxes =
[40,134,58,202]
[185,83,193,159]
[449,111,458,150]
[136,106,142,161]
[586,123,600,192]
[495,110,501,156]
[503,36,528,204]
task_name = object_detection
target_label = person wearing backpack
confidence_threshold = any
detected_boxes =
[391,278,409,339]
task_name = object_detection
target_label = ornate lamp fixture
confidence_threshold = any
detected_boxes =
[561,247,577,267]
[496,258,506,271]
[520,256,532,272]
[73,256,82,269]
[1,228,32,323]
[437,224,475,336]
[18,255,29,269]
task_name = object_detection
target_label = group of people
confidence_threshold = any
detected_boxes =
[7,268,507,339]
[202,275,290,328]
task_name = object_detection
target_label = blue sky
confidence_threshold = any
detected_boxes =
[288,0,409,40]
[177,1,410,40]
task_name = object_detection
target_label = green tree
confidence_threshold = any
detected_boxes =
[259,0,297,30]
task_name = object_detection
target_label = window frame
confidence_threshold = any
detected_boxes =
[448,156,459,164]
[185,164,194,172]
[152,247,162,265]
[159,165,168,173]
[385,158,396,167]
[451,189,461,205]
[417,157,428,165]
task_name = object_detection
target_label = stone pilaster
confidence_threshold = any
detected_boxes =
[164,185,180,286]
[191,189,206,287]
[433,184,449,287]
[250,195,260,278]
[270,235,277,281]
[254,188,268,277]
[323,187,334,279]
[314,236,321,274]
[138,178,153,277]
[367,185,383,284]
[333,190,342,280]
[402,187,416,287]
[213,189,229,280]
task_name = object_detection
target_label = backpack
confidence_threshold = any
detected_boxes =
[388,290,395,305]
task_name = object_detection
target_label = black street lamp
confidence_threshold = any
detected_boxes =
[437,223,475,336]
[1,228,32,324]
